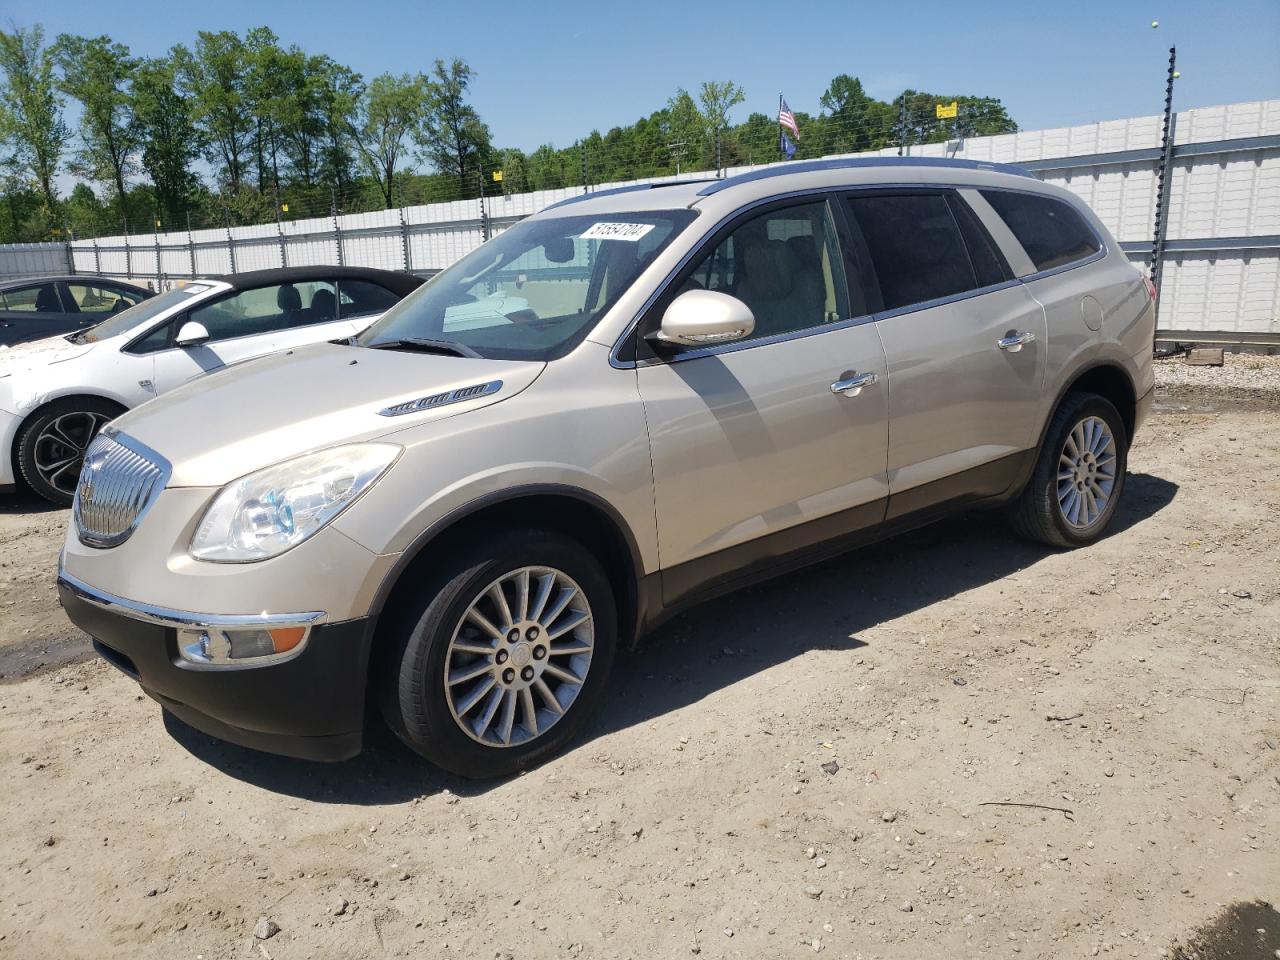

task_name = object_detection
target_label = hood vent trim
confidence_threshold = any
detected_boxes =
[378,379,503,417]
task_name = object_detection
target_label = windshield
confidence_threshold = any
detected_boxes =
[72,283,216,343]
[357,210,696,360]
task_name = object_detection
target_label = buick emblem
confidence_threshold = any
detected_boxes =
[80,452,105,501]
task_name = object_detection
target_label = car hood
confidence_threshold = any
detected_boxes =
[114,342,546,487]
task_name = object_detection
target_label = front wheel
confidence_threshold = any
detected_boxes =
[1008,391,1128,548]
[16,398,122,506]
[379,528,617,778]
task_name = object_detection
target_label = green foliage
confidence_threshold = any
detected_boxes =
[0,19,1020,238]
[132,56,202,226]
[417,58,492,194]
[0,24,67,211]
[353,72,429,208]
[51,34,138,217]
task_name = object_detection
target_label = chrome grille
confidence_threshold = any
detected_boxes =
[73,430,171,549]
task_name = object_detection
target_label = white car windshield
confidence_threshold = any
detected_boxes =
[71,283,215,344]
[358,210,696,360]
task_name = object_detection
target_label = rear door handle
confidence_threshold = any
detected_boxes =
[830,371,878,397]
[997,331,1036,352]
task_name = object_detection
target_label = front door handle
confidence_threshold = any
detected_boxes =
[997,331,1036,352]
[830,371,878,397]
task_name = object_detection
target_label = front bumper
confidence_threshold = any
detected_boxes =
[58,571,373,761]
[0,407,19,489]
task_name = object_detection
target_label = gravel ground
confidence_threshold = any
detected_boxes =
[1154,352,1280,412]
[0,372,1277,959]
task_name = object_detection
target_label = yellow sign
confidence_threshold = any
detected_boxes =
[155,219,162,228]
[280,202,289,213]
[491,170,504,182]
[936,101,958,119]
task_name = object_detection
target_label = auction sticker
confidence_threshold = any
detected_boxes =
[580,222,656,242]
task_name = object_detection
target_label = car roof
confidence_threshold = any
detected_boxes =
[206,265,423,296]
[0,274,152,291]
[538,156,1052,220]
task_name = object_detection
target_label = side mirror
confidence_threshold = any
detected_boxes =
[652,290,755,347]
[174,320,210,348]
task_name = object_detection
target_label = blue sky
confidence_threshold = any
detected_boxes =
[6,0,1278,151]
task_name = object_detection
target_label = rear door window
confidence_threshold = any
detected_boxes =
[1,282,62,313]
[844,193,977,312]
[979,190,1101,271]
[64,282,145,316]
[187,281,338,342]
[337,279,399,320]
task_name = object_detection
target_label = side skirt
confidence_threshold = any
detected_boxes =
[639,448,1035,635]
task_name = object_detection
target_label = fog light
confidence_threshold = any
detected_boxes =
[178,625,311,665]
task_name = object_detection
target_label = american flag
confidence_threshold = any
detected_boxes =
[778,98,800,139]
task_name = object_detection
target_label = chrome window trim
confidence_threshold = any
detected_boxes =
[608,179,1109,369]
[57,566,327,630]
[74,426,173,549]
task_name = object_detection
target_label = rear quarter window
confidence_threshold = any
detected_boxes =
[980,190,1101,272]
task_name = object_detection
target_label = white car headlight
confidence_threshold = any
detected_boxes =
[191,444,400,562]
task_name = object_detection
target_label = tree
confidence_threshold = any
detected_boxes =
[131,56,201,226]
[175,30,252,192]
[697,79,745,169]
[0,24,66,212]
[353,72,428,208]
[315,59,362,193]
[818,74,895,153]
[52,34,138,218]
[418,58,492,195]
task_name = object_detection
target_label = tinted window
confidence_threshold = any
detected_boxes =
[980,190,1101,271]
[338,279,399,320]
[1,283,60,313]
[92,283,215,345]
[948,196,1011,288]
[65,282,144,316]
[846,194,976,311]
[188,280,337,342]
[676,200,849,342]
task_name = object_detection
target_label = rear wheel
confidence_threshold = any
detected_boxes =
[1008,391,1128,548]
[378,528,616,778]
[16,398,122,506]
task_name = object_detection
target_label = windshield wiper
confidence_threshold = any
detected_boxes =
[367,337,482,359]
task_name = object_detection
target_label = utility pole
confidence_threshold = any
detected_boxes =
[898,92,909,157]
[666,140,688,176]
[1150,46,1178,330]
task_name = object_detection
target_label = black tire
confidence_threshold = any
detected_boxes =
[378,528,617,778]
[1008,391,1128,548]
[16,398,123,507]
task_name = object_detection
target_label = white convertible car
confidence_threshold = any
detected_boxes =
[0,265,422,504]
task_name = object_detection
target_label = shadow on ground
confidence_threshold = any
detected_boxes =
[165,472,1178,804]
[0,489,64,517]
[1170,900,1280,960]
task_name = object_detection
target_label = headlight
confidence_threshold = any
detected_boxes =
[191,444,400,562]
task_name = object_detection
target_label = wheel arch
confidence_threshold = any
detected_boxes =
[10,393,130,484]
[1054,361,1137,444]
[366,484,647,656]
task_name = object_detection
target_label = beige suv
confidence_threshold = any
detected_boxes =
[58,158,1155,777]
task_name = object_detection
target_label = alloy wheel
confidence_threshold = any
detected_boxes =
[444,565,594,748]
[1056,415,1118,529]
[33,411,112,496]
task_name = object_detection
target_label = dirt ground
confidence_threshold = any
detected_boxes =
[1,360,1277,960]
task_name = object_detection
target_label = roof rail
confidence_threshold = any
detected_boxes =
[543,178,717,211]
[695,156,1034,196]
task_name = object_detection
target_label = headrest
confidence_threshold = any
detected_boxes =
[311,288,336,318]
[276,284,302,311]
